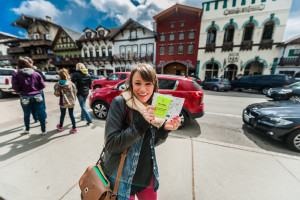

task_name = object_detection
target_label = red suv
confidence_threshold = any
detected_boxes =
[91,72,130,89]
[89,75,204,128]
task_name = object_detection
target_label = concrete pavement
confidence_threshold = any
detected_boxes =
[1,110,300,200]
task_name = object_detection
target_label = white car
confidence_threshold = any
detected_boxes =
[0,68,17,98]
[44,71,59,81]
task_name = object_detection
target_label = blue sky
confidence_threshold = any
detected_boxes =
[1,0,299,41]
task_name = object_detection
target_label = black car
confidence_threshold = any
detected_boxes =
[232,74,295,94]
[243,101,300,152]
[267,82,300,102]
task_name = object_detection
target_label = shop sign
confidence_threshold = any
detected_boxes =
[228,52,239,63]
[224,4,265,15]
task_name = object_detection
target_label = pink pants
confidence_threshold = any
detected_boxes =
[129,176,157,200]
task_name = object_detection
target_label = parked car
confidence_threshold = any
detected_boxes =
[231,74,296,94]
[187,76,201,86]
[0,68,17,98]
[90,74,105,82]
[266,82,300,102]
[44,71,59,81]
[91,72,130,89]
[89,75,205,129]
[201,78,231,91]
[243,101,300,152]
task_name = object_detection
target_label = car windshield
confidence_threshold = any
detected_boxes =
[287,82,300,89]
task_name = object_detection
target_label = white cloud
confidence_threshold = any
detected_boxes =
[284,15,300,41]
[18,31,28,39]
[67,0,87,8]
[11,0,62,21]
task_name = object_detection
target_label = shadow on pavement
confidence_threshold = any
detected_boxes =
[242,124,300,157]
[0,128,74,162]
[171,119,201,138]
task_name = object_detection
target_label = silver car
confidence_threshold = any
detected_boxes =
[202,78,231,91]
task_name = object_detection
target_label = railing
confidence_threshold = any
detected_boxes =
[20,39,52,47]
[113,53,153,61]
[0,55,13,60]
[32,54,54,60]
[205,43,215,52]
[240,40,253,51]
[52,57,81,66]
[80,56,113,63]
[222,42,233,51]
[7,47,25,54]
[259,39,273,50]
[278,57,300,66]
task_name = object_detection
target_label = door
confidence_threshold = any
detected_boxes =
[104,73,120,87]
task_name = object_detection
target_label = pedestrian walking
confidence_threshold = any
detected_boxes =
[54,68,78,133]
[12,58,47,135]
[23,57,47,123]
[100,63,181,200]
[71,63,92,125]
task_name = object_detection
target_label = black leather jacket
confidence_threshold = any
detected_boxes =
[71,71,91,96]
[101,96,170,176]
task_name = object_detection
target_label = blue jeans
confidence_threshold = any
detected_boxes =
[20,94,46,132]
[32,90,47,120]
[59,107,76,129]
[77,95,92,123]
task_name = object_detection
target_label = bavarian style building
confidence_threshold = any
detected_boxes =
[197,0,292,81]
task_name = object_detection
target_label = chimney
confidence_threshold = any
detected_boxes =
[46,16,52,22]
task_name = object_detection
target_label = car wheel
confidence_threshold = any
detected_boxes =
[92,101,109,119]
[286,130,300,152]
[237,88,243,92]
[261,87,270,95]
[178,110,190,129]
[94,85,102,89]
[289,95,300,103]
[213,86,219,92]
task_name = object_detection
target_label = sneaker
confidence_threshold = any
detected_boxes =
[69,129,78,134]
[23,128,30,134]
[86,121,93,126]
[41,131,47,135]
[81,118,86,121]
[56,124,64,131]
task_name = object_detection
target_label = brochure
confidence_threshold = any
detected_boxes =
[151,92,185,120]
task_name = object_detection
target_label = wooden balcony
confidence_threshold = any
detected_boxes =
[240,41,253,51]
[20,40,52,47]
[278,57,300,66]
[0,55,13,60]
[205,43,215,52]
[222,42,233,52]
[81,56,113,63]
[32,54,55,60]
[52,57,81,66]
[7,47,25,54]
[113,53,154,63]
[259,40,273,50]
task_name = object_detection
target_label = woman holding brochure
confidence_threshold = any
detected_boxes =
[100,63,181,200]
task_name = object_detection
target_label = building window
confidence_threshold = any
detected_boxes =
[241,0,246,5]
[130,29,137,39]
[120,46,125,58]
[223,25,235,43]
[177,45,184,55]
[243,23,254,41]
[207,28,217,44]
[178,32,185,40]
[140,44,146,56]
[215,1,219,9]
[206,2,210,11]
[99,30,104,36]
[96,46,100,57]
[223,0,228,8]
[31,33,39,40]
[132,45,138,57]
[232,0,236,7]
[147,44,154,55]
[168,46,174,55]
[101,47,106,57]
[86,32,91,38]
[84,48,88,57]
[262,21,274,40]
[61,37,67,44]
[89,47,93,57]
[261,0,266,2]
[160,34,165,42]
[252,0,256,3]
[108,46,112,56]
[169,33,175,41]
[187,44,194,54]
[180,22,185,27]
[45,33,50,40]
[188,31,195,40]
[159,46,165,56]
[170,23,175,29]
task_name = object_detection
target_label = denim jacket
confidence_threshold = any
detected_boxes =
[101,96,170,199]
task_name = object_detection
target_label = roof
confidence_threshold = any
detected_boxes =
[11,14,60,29]
[61,27,82,42]
[283,35,300,45]
[77,27,119,42]
[108,18,157,40]
[0,31,21,39]
[153,3,202,22]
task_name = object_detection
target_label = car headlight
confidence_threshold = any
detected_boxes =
[261,117,294,126]
[278,89,292,94]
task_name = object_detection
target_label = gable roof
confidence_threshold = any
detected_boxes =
[283,35,300,45]
[62,27,82,42]
[11,14,60,29]
[108,18,157,40]
[153,3,202,23]
[77,27,119,42]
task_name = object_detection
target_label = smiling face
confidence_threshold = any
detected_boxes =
[132,71,154,104]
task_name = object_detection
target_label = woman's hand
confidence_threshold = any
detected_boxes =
[164,116,181,130]
[142,105,156,123]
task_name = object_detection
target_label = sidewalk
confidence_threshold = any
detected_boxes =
[0,113,300,200]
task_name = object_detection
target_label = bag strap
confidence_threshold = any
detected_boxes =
[113,148,128,194]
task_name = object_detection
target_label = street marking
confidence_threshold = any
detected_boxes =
[206,112,241,118]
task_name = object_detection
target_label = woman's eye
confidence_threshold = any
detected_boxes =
[135,83,141,85]
[146,83,152,86]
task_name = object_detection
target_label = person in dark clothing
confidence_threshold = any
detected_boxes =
[71,63,92,125]
[23,57,47,123]
[100,63,181,200]
[12,58,46,135]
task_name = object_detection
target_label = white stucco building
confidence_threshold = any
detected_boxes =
[275,35,300,79]
[197,0,292,81]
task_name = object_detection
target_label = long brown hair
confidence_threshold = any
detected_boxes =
[58,68,70,81]
[17,58,32,69]
[123,63,158,103]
